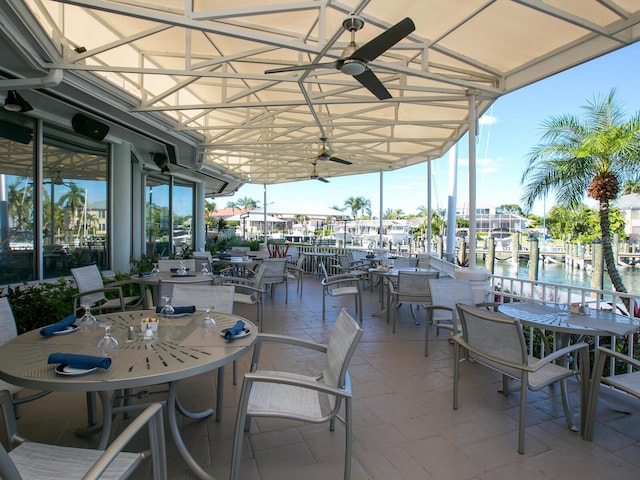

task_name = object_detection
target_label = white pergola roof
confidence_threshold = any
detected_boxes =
[2,1,640,188]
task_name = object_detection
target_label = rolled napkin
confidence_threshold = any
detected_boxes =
[155,305,196,314]
[171,274,196,278]
[223,320,246,340]
[170,267,190,273]
[138,271,151,277]
[40,314,77,337]
[48,352,112,369]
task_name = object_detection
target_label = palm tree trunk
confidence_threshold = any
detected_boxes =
[599,200,627,294]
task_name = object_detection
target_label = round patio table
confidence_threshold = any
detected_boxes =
[0,309,257,480]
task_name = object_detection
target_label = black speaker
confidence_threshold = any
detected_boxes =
[71,113,109,141]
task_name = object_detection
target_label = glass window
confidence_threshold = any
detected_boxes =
[42,125,108,278]
[145,176,194,258]
[172,180,193,256]
[0,113,36,283]
[145,178,170,257]
[0,112,109,284]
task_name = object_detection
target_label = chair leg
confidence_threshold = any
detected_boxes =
[230,380,252,480]
[233,360,237,385]
[322,290,326,322]
[344,397,353,480]
[517,384,527,454]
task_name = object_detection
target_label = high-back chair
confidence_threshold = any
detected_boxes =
[156,277,214,305]
[170,283,238,389]
[222,263,265,330]
[71,265,142,314]
[230,308,363,480]
[286,253,306,297]
[424,278,498,356]
[259,258,289,302]
[191,251,213,272]
[453,304,590,454]
[584,347,640,440]
[0,391,167,480]
[386,270,439,333]
[0,298,50,431]
[170,284,235,313]
[320,262,362,324]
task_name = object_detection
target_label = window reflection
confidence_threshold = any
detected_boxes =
[0,112,108,283]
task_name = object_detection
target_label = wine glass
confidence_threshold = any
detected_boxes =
[201,262,210,275]
[200,306,216,337]
[151,263,160,276]
[178,260,187,276]
[97,325,119,357]
[78,304,97,333]
[160,296,175,319]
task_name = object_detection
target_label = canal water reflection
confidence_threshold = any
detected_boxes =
[488,258,640,295]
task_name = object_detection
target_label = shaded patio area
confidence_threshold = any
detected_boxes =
[4,274,640,479]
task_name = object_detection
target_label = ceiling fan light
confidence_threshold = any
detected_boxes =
[341,59,366,76]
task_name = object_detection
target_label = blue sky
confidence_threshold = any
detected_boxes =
[221,41,640,218]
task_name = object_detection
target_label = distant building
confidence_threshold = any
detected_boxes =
[616,194,640,242]
[456,206,529,234]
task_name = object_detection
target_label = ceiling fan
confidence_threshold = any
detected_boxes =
[265,16,415,100]
[309,162,329,183]
[316,137,351,165]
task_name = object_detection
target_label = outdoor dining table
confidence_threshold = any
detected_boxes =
[0,309,257,480]
[498,302,640,342]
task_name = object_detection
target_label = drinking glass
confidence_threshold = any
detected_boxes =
[151,263,160,276]
[201,262,210,275]
[78,304,97,333]
[178,260,187,276]
[97,325,119,357]
[200,306,216,337]
[160,296,175,319]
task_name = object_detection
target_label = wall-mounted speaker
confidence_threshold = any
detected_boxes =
[71,113,109,141]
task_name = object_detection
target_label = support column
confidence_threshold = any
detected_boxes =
[112,142,132,273]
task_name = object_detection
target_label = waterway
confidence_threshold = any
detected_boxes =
[488,258,640,295]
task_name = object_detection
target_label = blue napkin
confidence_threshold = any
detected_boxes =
[40,314,77,337]
[48,353,112,369]
[224,320,246,340]
[171,274,196,278]
[138,271,151,277]
[170,267,190,273]
[155,305,196,314]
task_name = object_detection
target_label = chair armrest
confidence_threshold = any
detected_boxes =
[243,371,352,399]
[82,402,166,480]
[526,342,590,372]
[223,277,259,287]
[593,346,640,370]
[74,286,123,299]
[323,274,359,286]
[250,333,327,371]
[424,305,455,313]
[476,301,501,311]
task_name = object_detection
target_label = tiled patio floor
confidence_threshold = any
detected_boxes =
[5,274,640,479]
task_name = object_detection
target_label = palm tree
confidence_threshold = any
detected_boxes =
[7,179,32,230]
[226,201,238,214]
[344,196,362,220]
[58,182,85,232]
[621,177,640,195]
[235,197,259,210]
[521,89,640,294]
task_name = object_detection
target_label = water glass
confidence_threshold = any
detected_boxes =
[97,325,119,357]
[78,304,97,333]
[151,263,160,276]
[201,262,210,275]
[200,307,216,337]
[160,296,175,319]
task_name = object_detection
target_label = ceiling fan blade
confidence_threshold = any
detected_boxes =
[329,156,352,165]
[265,61,339,74]
[318,177,330,183]
[351,17,415,62]
[354,68,392,100]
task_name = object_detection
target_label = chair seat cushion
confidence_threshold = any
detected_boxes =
[329,286,358,296]
[247,371,330,420]
[603,370,640,399]
[234,292,258,305]
[9,442,140,480]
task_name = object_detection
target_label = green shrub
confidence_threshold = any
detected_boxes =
[2,279,77,334]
